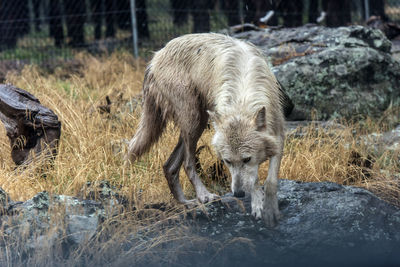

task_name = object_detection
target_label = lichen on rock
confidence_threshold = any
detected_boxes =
[231,25,400,120]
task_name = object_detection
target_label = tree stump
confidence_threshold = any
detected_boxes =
[0,84,61,165]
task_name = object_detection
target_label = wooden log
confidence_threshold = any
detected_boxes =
[0,84,61,165]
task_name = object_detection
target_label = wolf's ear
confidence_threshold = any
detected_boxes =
[207,110,221,128]
[255,107,266,131]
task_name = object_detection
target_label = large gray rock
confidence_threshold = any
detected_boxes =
[1,179,399,266]
[3,193,100,247]
[362,124,400,152]
[0,187,10,210]
[231,25,400,120]
[0,185,119,254]
[151,179,400,267]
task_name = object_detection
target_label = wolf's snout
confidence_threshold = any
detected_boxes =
[233,190,245,198]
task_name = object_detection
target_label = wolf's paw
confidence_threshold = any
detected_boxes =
[262,199,281,227]
[251,202,263,219]
[251,195,263,220]
[198,192,220,204]
[182,199,199,209]
[251,188,264,220]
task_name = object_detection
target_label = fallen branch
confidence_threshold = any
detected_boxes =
[0,84,61,165]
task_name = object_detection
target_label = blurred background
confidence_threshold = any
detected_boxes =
[0,0,398,62]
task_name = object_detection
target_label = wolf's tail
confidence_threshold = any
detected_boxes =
[126,91,166,164]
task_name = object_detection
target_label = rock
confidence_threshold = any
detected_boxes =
[66,214,99,245]
[231,25,400,120]
[2,180,400,266]
[228,23,262,34]
[0,187,10,210]
[392,39,400,61]
[380,125,400,150]
[156,179,400,267]
[0,180,127,258]
[25,231,60,251]
[1,190,107,253]
[360,124,400,153]
[285,120,346,138]
[78,180,129,208]
[366,16,400,40]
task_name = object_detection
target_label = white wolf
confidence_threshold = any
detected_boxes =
[126,33,285,226]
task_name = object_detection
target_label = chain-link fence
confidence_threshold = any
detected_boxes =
[0,0,399,62]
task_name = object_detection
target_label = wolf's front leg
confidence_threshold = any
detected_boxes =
[263,154,282,227]
[251,186,264,219]
[184,159,219,203]
[182,131,219,204]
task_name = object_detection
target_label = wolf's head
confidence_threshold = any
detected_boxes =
[210,107,279,197]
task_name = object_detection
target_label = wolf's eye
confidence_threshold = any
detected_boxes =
[224,159,232,165]
[242,157,251,164]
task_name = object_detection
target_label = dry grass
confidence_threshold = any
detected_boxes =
[0,52,399,265]
[281,120,400,206]
[0,51,228,204]
[0,52,395,205]
[0,51,399,205]
[1,52,147,202]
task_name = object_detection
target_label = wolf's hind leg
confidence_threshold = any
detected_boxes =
[163,136,196,206]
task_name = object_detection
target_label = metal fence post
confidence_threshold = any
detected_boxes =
[130,0,139,58]
[364,0,370,20]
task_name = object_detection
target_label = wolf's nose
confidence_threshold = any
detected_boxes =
[233,190,245,198]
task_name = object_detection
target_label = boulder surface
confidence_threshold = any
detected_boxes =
[163,179,400,267]
[2,179,399,266]
[231,25,400,120]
